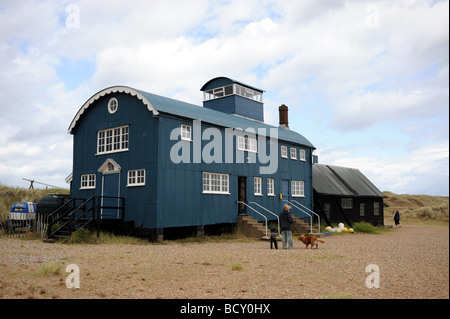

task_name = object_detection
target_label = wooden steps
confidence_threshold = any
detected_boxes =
[238,214,319,238]
[291,214,311,234]
[237,215,267,238]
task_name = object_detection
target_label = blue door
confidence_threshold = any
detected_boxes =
[102,173,120,219]
[281,180,289,198]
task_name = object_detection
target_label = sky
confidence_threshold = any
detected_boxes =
[0,0,448,196]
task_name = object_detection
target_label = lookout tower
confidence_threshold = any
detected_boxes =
[200,77,264,122]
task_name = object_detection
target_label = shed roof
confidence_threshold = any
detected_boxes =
[69,86,315,149]
[313,164,385,197]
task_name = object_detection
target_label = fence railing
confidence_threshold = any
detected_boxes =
[1,196,125,240]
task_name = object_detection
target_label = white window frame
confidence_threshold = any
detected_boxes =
[81,174,96,189]
[235,84,263,102]
[281,145,288,158]
[181,124,192,141]
[202,172,230,194]
[299,149,306,161]
[360,203,365,216]
[203,86,231,100]
[97,125,129,155]
[254,177,262,196]
[127,169,145,187]
[238,136,257,153]
[108,98,118,114]
[290,147,297,160]
[291,180,305,197]
[267,178,274,196]
[203,84,263,103]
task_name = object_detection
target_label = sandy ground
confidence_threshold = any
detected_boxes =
[0,224,448,299]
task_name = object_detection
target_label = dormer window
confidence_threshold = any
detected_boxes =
[203,83,263,103]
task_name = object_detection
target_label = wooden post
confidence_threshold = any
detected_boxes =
[197,225,204,237]
[96,196,101,238]
[156,228,164,241]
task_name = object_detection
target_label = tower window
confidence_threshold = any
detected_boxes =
[203,84,263,103]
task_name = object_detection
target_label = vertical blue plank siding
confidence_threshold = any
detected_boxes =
[155,115,314,227]
[203,95,264,122]
[70,85,315,231]
[70,92,159,228]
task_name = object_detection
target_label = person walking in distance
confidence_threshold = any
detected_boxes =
[394,210,401,228]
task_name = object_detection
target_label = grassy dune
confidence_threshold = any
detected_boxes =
[383,191,449,225]
[0,183,69,220]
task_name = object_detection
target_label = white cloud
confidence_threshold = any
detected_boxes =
[0,1,59,44]
[0,0,448,195]
[322,142,449,196]
[331,86,448,130]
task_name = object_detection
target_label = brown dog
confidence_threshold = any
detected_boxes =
[297,235,325,249]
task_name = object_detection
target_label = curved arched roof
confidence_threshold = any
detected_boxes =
[200,76,264,92]
[68,85,314,149]
[68,86,159,133]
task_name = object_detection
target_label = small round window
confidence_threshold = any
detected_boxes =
[108,98,118,114]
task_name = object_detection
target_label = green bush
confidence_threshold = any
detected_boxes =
[67,227,93,244]
[37,261,63,276]
[50,222,63,234]
[353,222,378,234]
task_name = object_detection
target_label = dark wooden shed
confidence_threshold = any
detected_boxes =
[313,164,385,227]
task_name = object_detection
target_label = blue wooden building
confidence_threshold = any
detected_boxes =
[67,77,315,239]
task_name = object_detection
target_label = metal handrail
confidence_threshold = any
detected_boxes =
[283,200,317,234]
[248,202,279,234]
[237,201,267,237]
[291,200,321,234]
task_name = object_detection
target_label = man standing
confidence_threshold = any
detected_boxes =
[280,204,293,249]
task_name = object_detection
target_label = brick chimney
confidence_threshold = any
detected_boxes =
[279,104,289,129]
